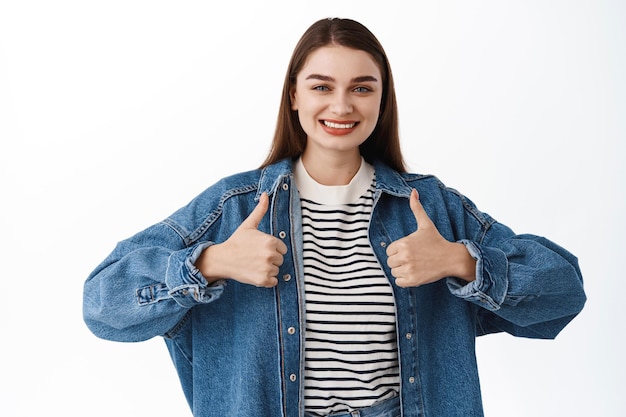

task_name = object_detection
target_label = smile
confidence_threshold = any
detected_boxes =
[321,120,358,129]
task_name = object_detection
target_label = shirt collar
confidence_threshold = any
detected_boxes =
[257,158,415,201]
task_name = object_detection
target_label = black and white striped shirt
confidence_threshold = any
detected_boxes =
[294,158,400,416]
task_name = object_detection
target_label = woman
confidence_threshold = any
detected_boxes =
[83,18,586,417]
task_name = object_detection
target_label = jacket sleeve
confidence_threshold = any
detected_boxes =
[82,221,225,342]
[444,196,586,339]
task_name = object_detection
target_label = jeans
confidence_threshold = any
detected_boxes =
[304,395,401,417]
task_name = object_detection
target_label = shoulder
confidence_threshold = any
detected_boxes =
[393,168,497,232]
[162,160,293,243]
[190,158,294,208]
[160,169,259,242]
[374,160,452,197]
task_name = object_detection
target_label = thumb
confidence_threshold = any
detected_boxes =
[241,192,269,229]
[409,189,432,229]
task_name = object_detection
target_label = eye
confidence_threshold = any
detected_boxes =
[353,86,372,93]
[313,85,330,91]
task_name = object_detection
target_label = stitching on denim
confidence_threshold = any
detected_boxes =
[435,180,496,241]
[164,309,192,339]
[161,218,188,242]
[136,283,170,306]
[376,172,426,196]
[188,184,259,244]
[162,184,260,247]
[168,336,193,365]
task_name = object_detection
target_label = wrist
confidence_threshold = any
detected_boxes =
[447,242,476,282]
[196,244,228,284]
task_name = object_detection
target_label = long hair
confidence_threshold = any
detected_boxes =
[260,18,406,172]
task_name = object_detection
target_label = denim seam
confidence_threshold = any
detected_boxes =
[163,309,192,339]
[192,184,259,244]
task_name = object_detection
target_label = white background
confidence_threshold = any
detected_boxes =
[1,1,624,416]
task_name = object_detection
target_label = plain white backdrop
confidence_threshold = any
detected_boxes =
[1,0,624,415]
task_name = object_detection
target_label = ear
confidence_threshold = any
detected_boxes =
[290,87,298,111]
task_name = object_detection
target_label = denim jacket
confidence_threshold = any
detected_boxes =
[83,159,586,417]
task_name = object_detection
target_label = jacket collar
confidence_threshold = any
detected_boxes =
[372,160,414,198]
[256,158,293,200]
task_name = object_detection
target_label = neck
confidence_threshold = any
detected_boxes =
[301,150,362,185]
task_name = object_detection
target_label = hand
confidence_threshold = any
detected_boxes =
[386,189,476,287]
[196,193,288,288]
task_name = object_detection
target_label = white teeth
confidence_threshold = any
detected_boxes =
[323,121,356,129]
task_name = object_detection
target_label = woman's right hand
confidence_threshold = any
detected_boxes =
[195,193,288,288]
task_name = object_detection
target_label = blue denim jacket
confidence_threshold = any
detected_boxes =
[83,159,586,417]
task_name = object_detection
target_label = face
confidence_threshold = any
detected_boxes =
[291,45,383,159]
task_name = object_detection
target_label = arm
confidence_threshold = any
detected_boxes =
[83,192,287,342]
[448,230,586,338]
[83,222,225,342]
[386,188,586,339]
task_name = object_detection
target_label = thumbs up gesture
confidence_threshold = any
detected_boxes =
[386,189,476,287]
[196,193,288,288]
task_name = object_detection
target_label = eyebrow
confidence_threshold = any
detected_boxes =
[305,74,379,83]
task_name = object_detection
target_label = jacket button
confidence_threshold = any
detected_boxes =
[279,231,287,239]
[283,274,291,282]
[380,241,387,248]
[282,183,289,191]
[289,374,297,382]
[409,376,415,384]
[288,327,296,335]
[405,333,412,340]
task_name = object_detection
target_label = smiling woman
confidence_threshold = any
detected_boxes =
[262,18,404,177]
[82,17,586,417]
[291,46,383,184]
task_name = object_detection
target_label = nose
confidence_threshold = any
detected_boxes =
[329,92,353,116]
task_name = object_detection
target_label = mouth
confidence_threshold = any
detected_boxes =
[319,120,360,136]
[321,120,358,129]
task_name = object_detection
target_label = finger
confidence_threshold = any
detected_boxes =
[386,253,402,269]
[390,266,408,287]
[394,277,409,288]
[385,241,398,257]
[241,192,269,229]
[409,189,433,229]
[276,239,288,255]
[269,250,285,267]
[261,277,279,288]
[263,265,281,287]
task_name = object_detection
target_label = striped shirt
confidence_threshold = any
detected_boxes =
[294,158,400,416]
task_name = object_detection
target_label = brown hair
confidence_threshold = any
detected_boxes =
[260,18,406,172]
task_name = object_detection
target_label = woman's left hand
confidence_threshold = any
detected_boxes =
[386,189,476,287]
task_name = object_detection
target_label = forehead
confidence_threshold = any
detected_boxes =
[298,45,382,80]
